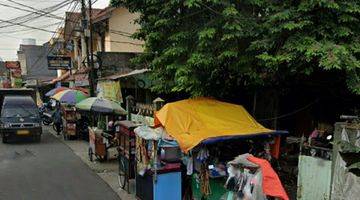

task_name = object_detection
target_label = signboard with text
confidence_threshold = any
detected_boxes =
[47,56,72,70]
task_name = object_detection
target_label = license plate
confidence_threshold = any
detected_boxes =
[17,130,29,135]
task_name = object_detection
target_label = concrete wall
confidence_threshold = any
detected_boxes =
[97,52,136,77]
[17,52,27,76]
[107,8,143,53]
[17,44,57,81]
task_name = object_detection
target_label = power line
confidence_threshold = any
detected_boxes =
[0,18,57,33]
[0,22,62,34]
[5,0,65,20]
[0,2,63,21]
[0,0,72,29]
[24,1,80,71]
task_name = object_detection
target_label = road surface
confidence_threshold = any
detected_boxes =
[0,128,120,200]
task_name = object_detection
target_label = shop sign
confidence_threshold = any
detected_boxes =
[47,56,72,70]
[74,73,89,87]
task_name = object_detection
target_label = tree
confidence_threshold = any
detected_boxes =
[111,0,360,98]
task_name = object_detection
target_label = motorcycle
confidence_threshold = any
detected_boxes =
[39,104,54,125]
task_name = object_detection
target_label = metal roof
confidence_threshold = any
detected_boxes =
[98,69,150,81]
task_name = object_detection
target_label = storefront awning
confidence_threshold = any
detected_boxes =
[51,71,70,84]
[155,98,286,153]
[98,69,149,81]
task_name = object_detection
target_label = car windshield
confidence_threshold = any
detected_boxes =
[1,105,39,118]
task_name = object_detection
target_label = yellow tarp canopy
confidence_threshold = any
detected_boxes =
[155,98,274,153]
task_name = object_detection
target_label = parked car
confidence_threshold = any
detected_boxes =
[0,89,42,143]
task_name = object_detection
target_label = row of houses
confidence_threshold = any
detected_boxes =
[48,6,151,103]
[0,6,151,104]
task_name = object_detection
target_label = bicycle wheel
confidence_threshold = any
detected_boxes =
[118,158,126,189]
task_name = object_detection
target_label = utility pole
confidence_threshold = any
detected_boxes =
[88,0,95,97]
[81,0,95,97]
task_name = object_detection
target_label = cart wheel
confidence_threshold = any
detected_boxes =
[88,148,93,162]
[118,158,126,189]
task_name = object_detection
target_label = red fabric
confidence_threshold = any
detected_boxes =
[247,156,289,200]
[270,136,281,159]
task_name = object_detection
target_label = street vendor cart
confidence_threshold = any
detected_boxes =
[75,97,127,162]
[88,127,118,161]
[117,120,139,192]
[133,125,182,200]
[154,98,289,200]
[62,106,77,140]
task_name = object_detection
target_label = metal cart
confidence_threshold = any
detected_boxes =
[116,120,139,193]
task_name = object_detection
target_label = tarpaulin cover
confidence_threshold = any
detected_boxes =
[247,156,289,200]
[155,98,274,153]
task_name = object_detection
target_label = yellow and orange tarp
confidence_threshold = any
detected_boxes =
[155,98,274,153]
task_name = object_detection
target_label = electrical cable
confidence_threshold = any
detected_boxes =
[23,1,80,71]
[257,99,319,122]
[5,0,65,19]
[0,0,72,29]
[0,22,62,34]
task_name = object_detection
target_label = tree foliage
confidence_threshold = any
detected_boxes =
[111,0,360,98]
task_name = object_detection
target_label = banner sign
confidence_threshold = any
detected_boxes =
[97,80,123,103]
[74,73,89,87]
[47,56,72,70]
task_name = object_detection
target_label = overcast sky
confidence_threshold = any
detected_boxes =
[0,0,110,61]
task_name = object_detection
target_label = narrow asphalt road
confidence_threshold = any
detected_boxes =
[0,128,120,200]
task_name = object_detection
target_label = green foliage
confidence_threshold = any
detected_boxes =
[111,0,360,97]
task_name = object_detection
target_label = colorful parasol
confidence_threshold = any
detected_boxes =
[46,87,89,97]
[75,97,127,115]
[52,89,88,105]
[45,87,69,97]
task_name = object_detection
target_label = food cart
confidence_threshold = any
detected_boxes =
[88,126,118,162]
[75,97,127,162]
[133,126,182,200]
[62,106,77,140]
[154,98,289,200]
[116,120,139,192]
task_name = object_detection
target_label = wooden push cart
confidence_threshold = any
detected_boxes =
[117,120,139,193]
[63,107,77,140]
[88,127,118,162]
